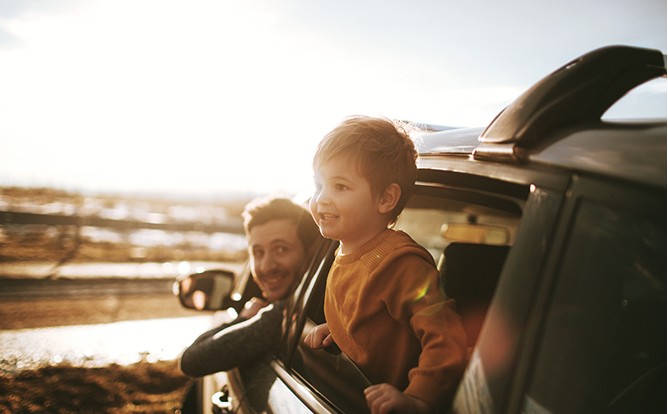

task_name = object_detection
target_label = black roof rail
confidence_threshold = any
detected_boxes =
[475,45,666,161]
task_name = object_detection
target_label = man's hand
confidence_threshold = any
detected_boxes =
[303,323,334,349]
[239,297,269,319]
[364,383,432,414]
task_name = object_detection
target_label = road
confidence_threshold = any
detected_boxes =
[0,276,226,372]
[0,261,245,329]
[0,277,175,299]
[0,278,207,330]
[0,263,241,371]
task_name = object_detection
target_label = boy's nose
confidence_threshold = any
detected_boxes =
[314,188,330,205]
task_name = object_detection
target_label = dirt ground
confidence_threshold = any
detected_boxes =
[0,289,206,413]
[0,360,192,414]
[0,187,242,413]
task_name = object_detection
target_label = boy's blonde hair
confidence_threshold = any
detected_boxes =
[313,116,418,224]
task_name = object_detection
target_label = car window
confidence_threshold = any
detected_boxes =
[232,237,340,414]
[395,200,520,261]
[524,195,666,413]
[287,181,527,412]
[280,237,334,359]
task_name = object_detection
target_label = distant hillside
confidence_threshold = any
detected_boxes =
[0,186,256,268]
[0,186,260,219]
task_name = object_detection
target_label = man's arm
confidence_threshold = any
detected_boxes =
[179,300,285,377]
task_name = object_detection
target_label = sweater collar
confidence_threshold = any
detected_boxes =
[335,228,394,265]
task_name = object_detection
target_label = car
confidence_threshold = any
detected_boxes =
[175,45,666,414]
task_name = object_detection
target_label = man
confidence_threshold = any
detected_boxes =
[179,196,321,376]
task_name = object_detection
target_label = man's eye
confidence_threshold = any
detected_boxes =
[275,246,288,254]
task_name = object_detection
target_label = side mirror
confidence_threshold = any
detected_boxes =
[173,269,235,311]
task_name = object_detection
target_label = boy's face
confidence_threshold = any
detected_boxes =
[310,156,387,254]
[247,218,307,302]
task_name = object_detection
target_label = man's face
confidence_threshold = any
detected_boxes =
[247,218,307,302]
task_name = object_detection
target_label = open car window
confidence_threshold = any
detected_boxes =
[283,179,528,412]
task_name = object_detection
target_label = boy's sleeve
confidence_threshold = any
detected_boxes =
[384,254,468,409]
[405,297,468,408]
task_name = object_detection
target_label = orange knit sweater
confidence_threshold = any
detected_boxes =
[324,229,467,409]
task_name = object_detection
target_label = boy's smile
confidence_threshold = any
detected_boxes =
[315,211,338,223]
[310,156,389,254]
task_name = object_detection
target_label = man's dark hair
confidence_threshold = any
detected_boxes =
[242,196,321,252]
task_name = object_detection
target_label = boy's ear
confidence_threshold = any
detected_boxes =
[377,183,401,215]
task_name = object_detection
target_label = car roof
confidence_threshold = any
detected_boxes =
[417,120,666,189]
[415,45,667,190]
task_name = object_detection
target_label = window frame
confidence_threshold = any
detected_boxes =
[281,176,532,413]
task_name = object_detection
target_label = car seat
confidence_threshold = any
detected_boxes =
[437,242,509,347]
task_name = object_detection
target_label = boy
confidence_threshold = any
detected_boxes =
[304,116,467,414]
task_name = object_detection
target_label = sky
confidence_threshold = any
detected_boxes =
[0,0,666,198]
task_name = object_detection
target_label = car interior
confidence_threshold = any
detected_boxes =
[284,180,528,412]
[438,242,510,348]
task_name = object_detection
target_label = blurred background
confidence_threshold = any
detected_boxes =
[1,0,665,197]
[0,0,665,411]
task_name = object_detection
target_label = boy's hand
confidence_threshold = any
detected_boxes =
[364,383,432,414]
[303,323,333,349]
[239,297,269,319]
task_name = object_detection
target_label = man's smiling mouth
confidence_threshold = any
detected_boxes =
[262,271,287,285]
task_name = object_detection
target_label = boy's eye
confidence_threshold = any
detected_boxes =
[335,184,348,191]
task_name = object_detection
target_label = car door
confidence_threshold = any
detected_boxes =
[509,176,666,413]
[454,174,666,414]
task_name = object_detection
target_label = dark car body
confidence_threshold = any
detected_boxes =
[178,45,666,413]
